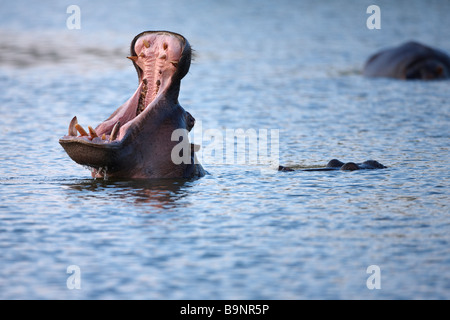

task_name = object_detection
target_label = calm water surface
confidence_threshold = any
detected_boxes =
[0,0,449,299]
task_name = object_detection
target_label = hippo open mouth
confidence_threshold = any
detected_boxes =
[59,31,205,179]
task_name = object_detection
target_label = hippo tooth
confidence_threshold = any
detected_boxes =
[127,56,138,62]
[143,39,150,48]
[101,133,106,140]
[109,121,121,142]
[158,54,167,59]
[68,116,78,136]
[88,126,98,138]
[75,124,88,137]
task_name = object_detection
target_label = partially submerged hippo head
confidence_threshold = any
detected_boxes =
[364,41,450,80]
[59,31,205,179]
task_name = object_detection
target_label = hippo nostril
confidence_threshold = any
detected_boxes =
[163,42,168,50]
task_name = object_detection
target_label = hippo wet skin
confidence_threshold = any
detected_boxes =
[59,31,206,179]
[363,41,450,80]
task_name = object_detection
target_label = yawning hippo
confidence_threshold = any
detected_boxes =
[60,31,206,179]
[278,159,387,172]
[363,41,450,80]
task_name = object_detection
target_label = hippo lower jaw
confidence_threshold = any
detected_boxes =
[59,31,205,179]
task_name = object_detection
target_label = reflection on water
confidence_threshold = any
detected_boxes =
[64,178,193,208]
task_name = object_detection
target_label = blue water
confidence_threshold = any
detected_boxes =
[0,0,449,299]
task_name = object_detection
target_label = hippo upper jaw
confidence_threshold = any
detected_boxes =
[59,31,203,179]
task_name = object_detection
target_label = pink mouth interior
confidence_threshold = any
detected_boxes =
[66,33,185,144]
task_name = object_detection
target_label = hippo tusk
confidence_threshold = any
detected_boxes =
[109,121,121,142]
[68,116,78,136]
